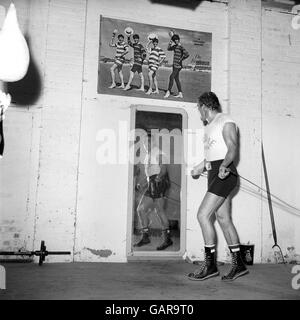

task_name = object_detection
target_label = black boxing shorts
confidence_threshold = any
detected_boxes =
[207,160,238,198]
[144,174,170,199]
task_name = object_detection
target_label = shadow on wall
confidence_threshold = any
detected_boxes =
[149,0,203,10]
[7,35,42,106]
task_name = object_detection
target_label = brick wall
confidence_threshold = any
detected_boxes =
[1,0,299,263]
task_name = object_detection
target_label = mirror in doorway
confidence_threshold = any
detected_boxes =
[132,110,183,253]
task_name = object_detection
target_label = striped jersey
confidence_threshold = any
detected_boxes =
[128,39,146,66]
[112,41,129,64]
[148,46,166,71]
[167,43,189,69]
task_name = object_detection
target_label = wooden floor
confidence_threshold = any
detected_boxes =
[0,261,299,300]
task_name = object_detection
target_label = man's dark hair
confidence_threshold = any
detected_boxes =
[133,34,139,39]
[152,38,158,43]
[118,34,124,39]
[171,34,180,42]
[198,92,221,111]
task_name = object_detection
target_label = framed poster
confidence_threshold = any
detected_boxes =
[98,16,212,103]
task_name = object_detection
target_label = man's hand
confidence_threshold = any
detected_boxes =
[191,169,200,179]
[192,161,205,176]
[191,162,205,179]
[218,165,230,179]
[168,30,175,38]
[112,29,118,37]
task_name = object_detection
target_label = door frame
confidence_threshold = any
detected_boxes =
[126,104,188,260]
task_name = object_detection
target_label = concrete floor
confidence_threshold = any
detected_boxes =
[0,261,299,300]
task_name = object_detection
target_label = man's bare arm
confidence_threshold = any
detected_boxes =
[219,122,238,179]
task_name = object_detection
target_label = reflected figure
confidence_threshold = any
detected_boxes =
[134,133,173,250]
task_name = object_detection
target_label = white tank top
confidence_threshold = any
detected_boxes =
[203,113,236,161]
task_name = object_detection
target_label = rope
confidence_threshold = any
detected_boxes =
[200,168,288,264]
[199,171,300,217]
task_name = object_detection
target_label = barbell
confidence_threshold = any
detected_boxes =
[0,240,71,266]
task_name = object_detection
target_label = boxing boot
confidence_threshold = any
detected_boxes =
[134,229,150,247]
[188,246,219,281]
[156,229,173,250]
[222,245,249,281]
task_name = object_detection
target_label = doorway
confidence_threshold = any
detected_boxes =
[127,105,187,259]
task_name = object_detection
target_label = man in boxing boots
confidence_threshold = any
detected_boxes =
[188,92,248,281]
[134,133,172,251]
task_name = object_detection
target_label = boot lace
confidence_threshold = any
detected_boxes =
[193,254,209,276]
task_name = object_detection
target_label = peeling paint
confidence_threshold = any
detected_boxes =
[285,246,300,264]
[86,247,112,257]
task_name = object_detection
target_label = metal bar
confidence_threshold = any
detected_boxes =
[46,251,71,255]
[0,251,70,256]
[0,252,34,256]
[261,143,278,245]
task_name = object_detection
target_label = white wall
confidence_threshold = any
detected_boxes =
[0,0,38,252]
[74,0,228,262]
[261,6,300,262]
[227,0,263,263]
[1,0,299,264]
[0,0,86,261]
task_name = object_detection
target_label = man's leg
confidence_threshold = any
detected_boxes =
[134,195,153,247]
[109,64,117,88]
[173,68,183,98]
[198,192,225,244]
[164,68,175,98]
[124,71,134,90]
[154,198,173,250]
[118,68,125,88]
[137,71,145,91]
[146,70,154,94]
[188,192,225,281]
[215,197,239,245]
[153,75,159,94]
[216,197,249,281]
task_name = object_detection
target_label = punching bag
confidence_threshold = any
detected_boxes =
[0,3,30,158]
[0,3,30,82]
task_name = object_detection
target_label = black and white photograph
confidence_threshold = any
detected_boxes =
[98,16,212,102]
[0,0,300,306]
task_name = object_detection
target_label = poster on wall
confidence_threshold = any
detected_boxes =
[98,16,212,103]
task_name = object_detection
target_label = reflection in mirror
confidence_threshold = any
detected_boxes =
[132,110,182,253]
